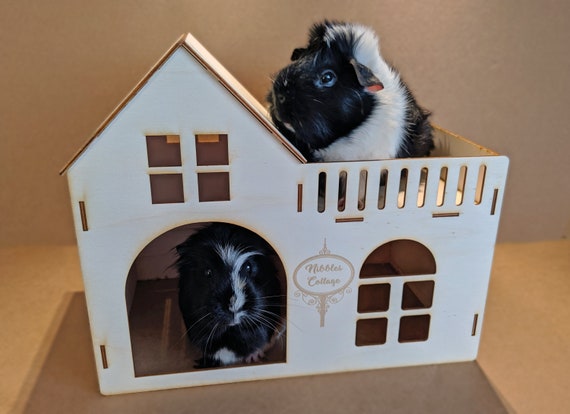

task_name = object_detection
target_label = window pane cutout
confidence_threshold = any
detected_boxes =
[150,174,184,204]
[197,172,230,202]
[402,281,434,309]
[358,284,391,313]
[146,135,182,167]
[356,318,388,346]
[399,315,431,343]
[195,134,229,166]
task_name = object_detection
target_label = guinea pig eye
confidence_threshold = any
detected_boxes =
[204,269,213,278]
[242,260,255,276]
[317,70,337,88]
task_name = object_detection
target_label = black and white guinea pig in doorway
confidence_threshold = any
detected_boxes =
[175,222,284,368]
[267,20,434,162]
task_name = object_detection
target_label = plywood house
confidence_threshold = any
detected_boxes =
[61,33,509,395]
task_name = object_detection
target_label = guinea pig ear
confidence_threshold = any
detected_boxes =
[349,59,384,93]
[291,47,306,61]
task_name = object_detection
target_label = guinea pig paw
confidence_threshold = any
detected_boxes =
[245,349,266,364]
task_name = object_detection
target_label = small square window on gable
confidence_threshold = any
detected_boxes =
[195,134,229,166]
[197,172,230,202]
[146,135,182,167]
[149,174,184,204]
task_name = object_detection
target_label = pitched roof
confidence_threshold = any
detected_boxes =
[60,33,306,174]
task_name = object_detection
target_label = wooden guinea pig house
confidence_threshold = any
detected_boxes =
[60,33,509,395]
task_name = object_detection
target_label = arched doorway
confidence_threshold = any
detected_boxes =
[126,222,287,376]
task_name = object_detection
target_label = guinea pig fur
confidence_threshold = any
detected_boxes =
[176,223,282,368]
[267,20,434,162]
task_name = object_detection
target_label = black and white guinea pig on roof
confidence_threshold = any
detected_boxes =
[267,20,434,162]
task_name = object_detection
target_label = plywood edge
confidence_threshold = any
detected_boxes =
[432,124,501,157]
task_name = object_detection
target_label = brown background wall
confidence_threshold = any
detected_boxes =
[1,0,569,246]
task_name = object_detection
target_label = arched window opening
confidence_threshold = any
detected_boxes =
[360,239,436,278]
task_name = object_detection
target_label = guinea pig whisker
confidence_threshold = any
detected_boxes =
[241,314,266,336]
[248,311,281,332]
[253,308,280,322]
[262,310,301,332]
[203,322,220,356]
[261,293,286,298]
[179,311,213,340]
[242,315,259,334]
[241,311,268,329]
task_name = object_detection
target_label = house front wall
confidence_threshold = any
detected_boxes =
[68,150,508,394]
[65,45,510,394]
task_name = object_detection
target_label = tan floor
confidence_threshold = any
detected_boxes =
[0,241,568,413]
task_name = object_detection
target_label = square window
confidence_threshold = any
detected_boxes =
[402,281,435,310]
[398,314,430,343]
[149,174,184,204]
[358,284,390,313]
[197,172,230,202]
[356,318,388,346]
[195,134,229,166]
[146,135,182,167]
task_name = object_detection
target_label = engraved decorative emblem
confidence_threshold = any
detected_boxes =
[293,239,354,327]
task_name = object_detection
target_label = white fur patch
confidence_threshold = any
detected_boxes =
[214,347,240,365]
[215,245,261,323]
[314,23,408,161]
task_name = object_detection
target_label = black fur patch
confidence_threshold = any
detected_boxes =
[176,223,282,367]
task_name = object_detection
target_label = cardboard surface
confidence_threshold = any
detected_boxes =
[20,293,507,413]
